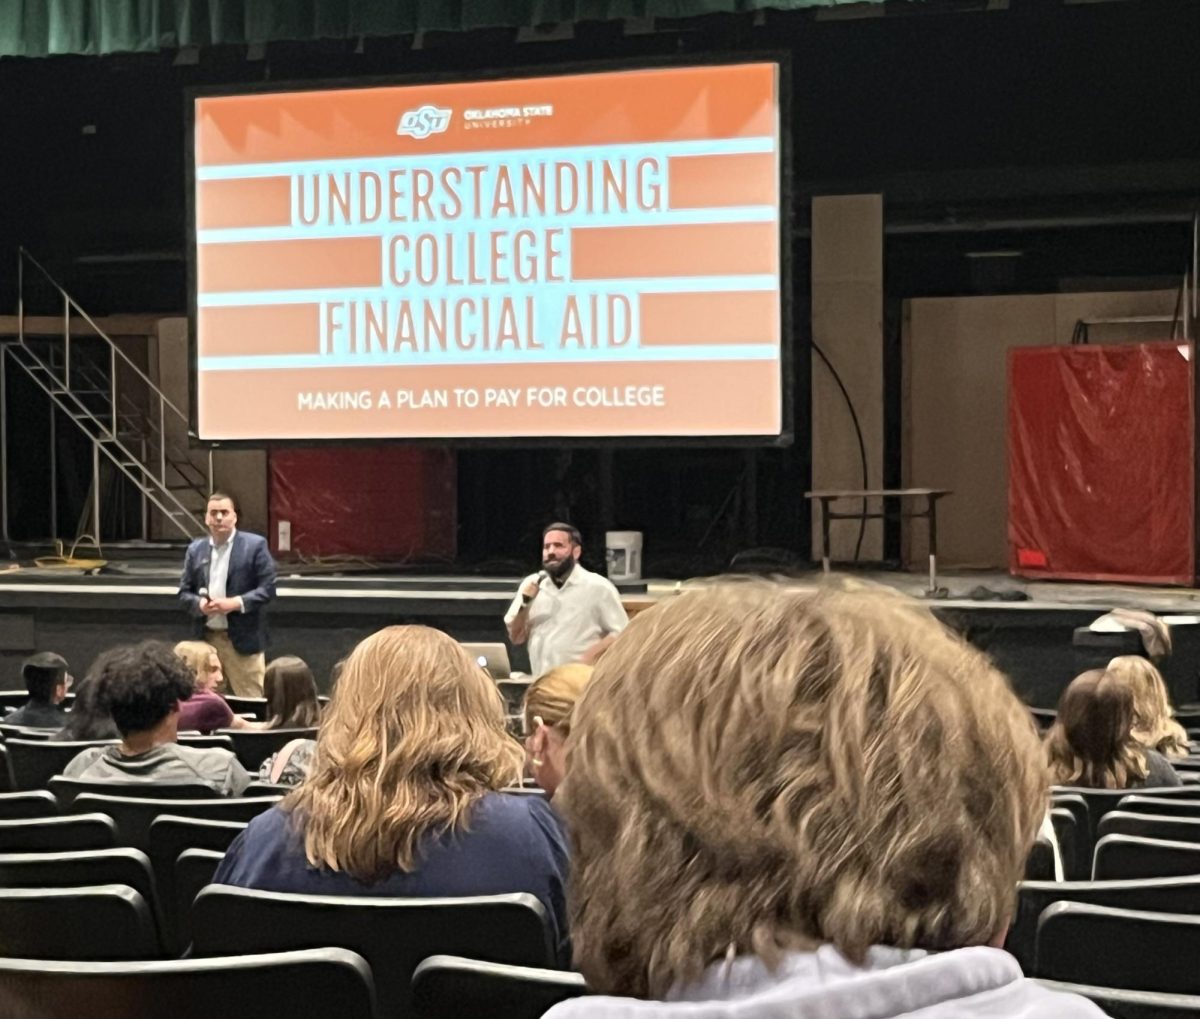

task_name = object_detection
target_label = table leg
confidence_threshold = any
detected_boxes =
[927,495,939,594]
[820,498,832,574]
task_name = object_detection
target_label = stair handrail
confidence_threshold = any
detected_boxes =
[18,247,190,428]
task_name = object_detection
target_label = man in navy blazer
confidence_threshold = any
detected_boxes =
[178,491,277,696]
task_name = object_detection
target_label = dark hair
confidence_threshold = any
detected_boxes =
[543,522,582,546]
[1045,669,1148,789]
[21,652,68,703]
[265,655,321,729]
[53,656,119,742]
[206,491,239,515]
[96,641,195,736]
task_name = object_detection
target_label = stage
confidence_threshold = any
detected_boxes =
[0,549,1199,709]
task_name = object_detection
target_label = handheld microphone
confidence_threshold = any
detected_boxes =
[536,569,549,584]
[198,586,209,605]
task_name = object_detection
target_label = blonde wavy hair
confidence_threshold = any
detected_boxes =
[284,625,524,881]
[523,663,592,735]
[1045,669,1151,788]
[174,640,217,690]
[1106,655,1189,758]
[559,579,1047,998]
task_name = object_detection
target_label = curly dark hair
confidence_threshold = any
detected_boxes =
[96,641,195,736]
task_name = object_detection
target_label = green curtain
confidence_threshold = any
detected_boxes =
[0,0,891,58]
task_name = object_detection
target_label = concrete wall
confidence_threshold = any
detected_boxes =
[810,195,885,561]
[903,289,1180,569]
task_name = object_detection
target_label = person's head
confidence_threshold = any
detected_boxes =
[542,522,582,580]
[523,663,592,798]
[264,656,321,729]
[21,652,70,705]
[1107,655,1189,757]
[286,625,524,881]
[55,653,119,742]
[97,641,195,740]
[174,641,223,693]
[205,492,238,543]
[1045,669,1147,789]
[558,579,1047,999]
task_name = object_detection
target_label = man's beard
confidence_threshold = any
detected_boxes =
[543,556,575,581]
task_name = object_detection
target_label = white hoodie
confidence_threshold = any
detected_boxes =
[544,945,1105,1019]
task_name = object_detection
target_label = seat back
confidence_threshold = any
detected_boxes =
[1037,902,1200,992]
[0,813,116,852]
[1035,979,1200,1017]
[49,777,220,808]
[1055,786,1200,842]
[0,884,159,960]
[0,947,376,1019]
[71,794,279,851]
[224,697,268,721]
[1093,835,1200,880]
[226,728,318,772]
[5,739,119,791]
[244,781,292,797]
[1025,837,1057,881]
[0,790,58,819]
[1099,812,1200,846]
[412,955,588,1019]
[176,735,234,751]
[0,724,50,741]
[1121,796,1200,819]
[174,849,225,953]
[1006,875,1200,973]
[192,886,555,1017]
[0,691,31,713]
[1049,807,1079,880]
[0,847,156,909]
[147,816,247,956]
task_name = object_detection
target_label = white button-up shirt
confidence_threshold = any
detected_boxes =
[505,563,628,676]
[204,530,239,631]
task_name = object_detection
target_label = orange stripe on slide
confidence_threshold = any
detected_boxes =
[197,177,292,230]
[198,237,381,293]
[667,154,777,210]
[571,222,777,280]
[640,291,779,346]
[199,304,321,357]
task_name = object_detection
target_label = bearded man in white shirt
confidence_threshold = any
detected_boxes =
[504,523,628,677]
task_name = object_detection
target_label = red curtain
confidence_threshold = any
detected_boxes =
[1008,342,1193,585]
[268,447,456,560]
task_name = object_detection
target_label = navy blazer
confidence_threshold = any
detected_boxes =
[178,531,277,655]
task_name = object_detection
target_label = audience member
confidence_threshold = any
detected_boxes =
[63,641,251,795]
[1046,669,1181,789]
[51,654,119,742]
[523,663,592,798]
[6,652,71,729]
[214,625,569,954]
[1106,654,1190,758]
[543,581,1102,1018]
[264,656,321,729]
[174,640,258,732]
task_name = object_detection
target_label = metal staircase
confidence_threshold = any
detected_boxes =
[1,248,211,542]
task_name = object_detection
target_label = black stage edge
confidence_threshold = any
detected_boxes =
[0,566,1197,709]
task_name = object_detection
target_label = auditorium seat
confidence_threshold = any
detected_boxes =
[1036,902,1200,993]
[0,691,32,713]
[1035,979,1200,1018]
[1098,812,1200,846]
[225,727,318,772]
[0,789,58,819]
[0,947,376,1019]
[0,884,159,960]
[1121,796,1200,818]
[1050,807,1081,880]
[192,886,557,1017]
[49,777,220,808]
[0,847,157,912]
[1093,835,1200,880]
[1025,837,1057,880]
[224,696,268,721]
[1028,708,1057,731]
[0,724,50,741]
[5,738,119,791]
[173,849,224,952]
[1006,875,1200,973]
[71,793,278,852]
[147,816,247,955]
[244,781,292,796]
[1054,786,1200,843]
[412,954,589,1019]
[176,734,234,752]
[0,813,116,852]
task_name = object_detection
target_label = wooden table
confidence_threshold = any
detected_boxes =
[804,488,951,595]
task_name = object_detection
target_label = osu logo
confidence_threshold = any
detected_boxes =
[396,105,452,139]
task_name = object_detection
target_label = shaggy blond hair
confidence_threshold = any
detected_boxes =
[1045,669,1150,788]
[1106,655,1189,758]
[174,640,217,689]
[559,579,1047,998]
[285,625,524,880]
[524,663,593,736]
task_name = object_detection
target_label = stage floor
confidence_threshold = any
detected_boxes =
[0,556,1197,709]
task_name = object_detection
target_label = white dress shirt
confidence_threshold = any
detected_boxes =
[504,563,628,676]
[205,530,242,631]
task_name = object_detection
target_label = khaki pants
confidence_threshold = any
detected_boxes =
[207,630,265,697]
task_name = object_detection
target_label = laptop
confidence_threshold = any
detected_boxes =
[462,642,512,679]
